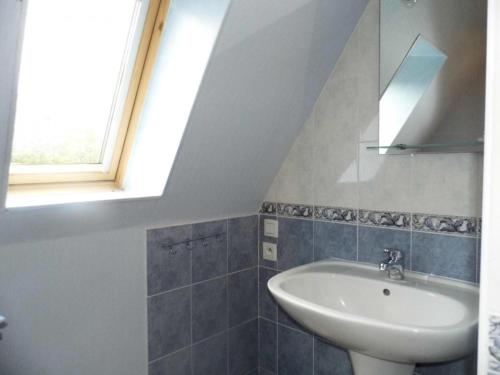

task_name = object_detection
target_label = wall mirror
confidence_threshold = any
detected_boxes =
[377,0,486,154]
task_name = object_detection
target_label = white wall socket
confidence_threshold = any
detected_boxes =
[264,219,278,237]
[262,242,277,261]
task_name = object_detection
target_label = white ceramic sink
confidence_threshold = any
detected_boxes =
[268,260,479,375]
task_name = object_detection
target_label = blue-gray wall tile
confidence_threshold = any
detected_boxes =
[192,220,227,282]
[259,368,276,375]
[147,224,192,295]
[192,277,228,343]
[278,325,313,375]
[259,215,278,268]
[314,337,352,375]
[192,332,228,375]
[229,319,258,375]
[229,216,258,272]
[148,287,191,361]
[278,306,309,333]
[229,268,258,327]
[416,354,477,375]
[477,238,482,284]
[259,267,278,321]
[314,221,357,261]
[278,217,313,270]
[192,219,227,238]
[412,232,477,282]
[148,347,191,375]
[358,226,410,269]
[259,319,277,373]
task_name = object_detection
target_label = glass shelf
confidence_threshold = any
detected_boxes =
[366,140,484,151]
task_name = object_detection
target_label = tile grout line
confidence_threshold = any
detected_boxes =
[475,226,480,283]
[312,332,315,375]
[257,214,261,373]
[148,317,259,367]
[145,233,151,372]
[259,315,311,337]
[190,225,194,375]
[410,212,413,271]
[226,218,230,375]
[356,208,360,261]
[276,206,280,375]
[147,265,258,299]
[311,208,316,374]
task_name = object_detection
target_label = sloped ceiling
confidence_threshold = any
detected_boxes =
[0,0,368,244]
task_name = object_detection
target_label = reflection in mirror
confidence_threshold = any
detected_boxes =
[378,0,486,154]
[379,36,446,154]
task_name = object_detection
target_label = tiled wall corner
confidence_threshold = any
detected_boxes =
[147,215,259,375]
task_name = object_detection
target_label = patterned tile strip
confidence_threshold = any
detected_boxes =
[260,201,277,215]
[412,214,477,236]
[359,209,410,229]
[277,202,313,218]
[314,206,357,223]
[490,315,500,373]
[260,201,480,235]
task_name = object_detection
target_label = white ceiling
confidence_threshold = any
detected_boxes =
[0,0,368,245]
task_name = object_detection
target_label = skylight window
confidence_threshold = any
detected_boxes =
[9,0,168,185]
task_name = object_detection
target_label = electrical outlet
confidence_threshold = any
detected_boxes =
[264,219,278,238]
[262,242,277,261]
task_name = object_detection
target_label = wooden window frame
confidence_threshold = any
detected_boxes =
[8,0,170,189]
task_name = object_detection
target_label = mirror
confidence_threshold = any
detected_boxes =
[378,0,486,154]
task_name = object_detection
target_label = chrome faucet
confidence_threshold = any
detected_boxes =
[379,248,405,280]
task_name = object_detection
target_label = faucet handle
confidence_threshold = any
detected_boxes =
[383,248,403,262]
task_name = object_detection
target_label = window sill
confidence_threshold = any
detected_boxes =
[6,182,162,208]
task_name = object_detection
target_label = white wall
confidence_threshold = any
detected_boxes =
[266,0,483,218]
[0,228,147,375]
[0,0,369,374]
[478,0,500,373]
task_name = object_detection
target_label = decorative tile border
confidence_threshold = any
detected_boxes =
[412,214,477,236]
[277,202,313,218]
[260,201,276,215]
[490,315,500,373]
[260,201,479,235]
[314,206,357,224]
[359,210,410,229]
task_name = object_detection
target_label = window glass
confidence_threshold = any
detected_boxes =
[12,0,142,166]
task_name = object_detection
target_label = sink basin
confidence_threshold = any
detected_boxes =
[268,260,479,375]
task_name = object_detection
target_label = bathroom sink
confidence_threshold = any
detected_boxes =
[267,260,479,375]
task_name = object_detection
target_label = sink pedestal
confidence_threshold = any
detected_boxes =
[349,351,415,375]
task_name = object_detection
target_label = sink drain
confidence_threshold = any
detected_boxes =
[383,288,391,296]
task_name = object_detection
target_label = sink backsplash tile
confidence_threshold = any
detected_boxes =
[147,215,259,375]
[260,201,481,283]
[258,201,480,375]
